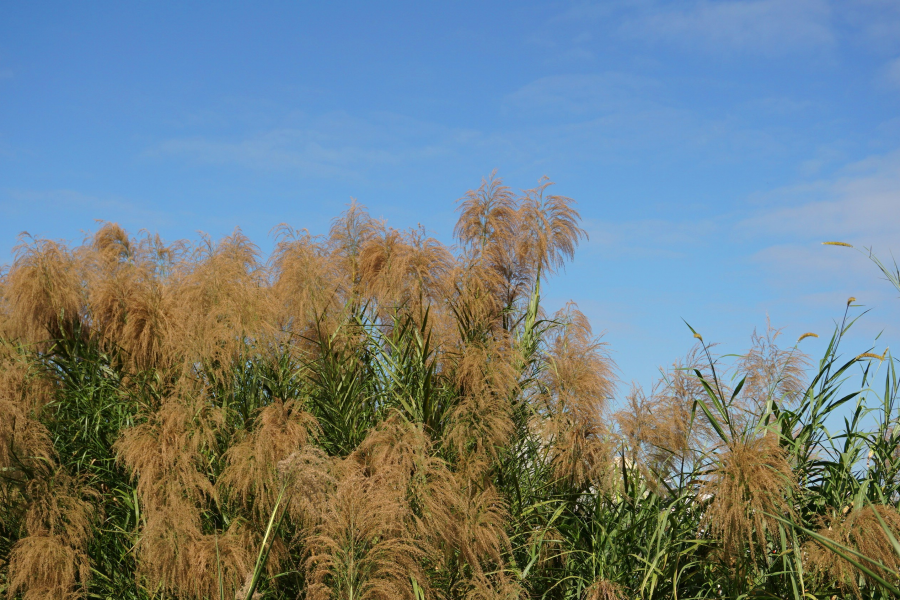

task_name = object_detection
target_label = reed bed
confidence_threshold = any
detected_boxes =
[1,175,899,599]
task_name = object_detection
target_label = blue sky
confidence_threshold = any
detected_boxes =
[2,1,900,396]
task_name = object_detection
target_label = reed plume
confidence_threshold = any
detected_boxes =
[329,200,376,301]
[446,338,519,472]
[701,431,796,562]
[305,466,425,600]
[86,223,175,371]
[6,470,97,600]
[278,445,338,532]
[5,236,84,343]
[614,347,714,483]
[115,393,254,597]
[537,305,615,488]
[582,578,625,600]
[455,172,518,265]
[168,229,270,379]
[0,348,54,473]
[805,505,900,598]
[218,399,319,521]
[517,178,585,278]
[735,319,810,423]
[115,394,223,511]
[271,225,338,333]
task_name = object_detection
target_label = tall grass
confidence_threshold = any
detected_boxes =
[1,176,899,599]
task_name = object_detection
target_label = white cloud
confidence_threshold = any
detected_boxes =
[500,72,805,167]
[157,131,400,178]
[551,1,632,24]
[572,146,900,327]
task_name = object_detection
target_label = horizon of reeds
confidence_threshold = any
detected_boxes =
[1,174,899,599]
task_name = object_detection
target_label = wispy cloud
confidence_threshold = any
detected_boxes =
[501,72,805,167]
[572,145,900,307]
[734,146,900,339]
[504,72,662,117]
[740,148,900,245]
[583,216,721,260]
[621,0,834,55]
[2,189,180,235]
[884,57,900,88]
[841,0,900,53]
[151,111,480,180]
[574,145,900,359]
[157,131,403,178]
[553,0,831,56]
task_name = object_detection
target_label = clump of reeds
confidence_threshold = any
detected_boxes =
[4,174,900,600]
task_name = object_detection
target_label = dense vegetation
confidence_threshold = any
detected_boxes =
[1,175,899,600]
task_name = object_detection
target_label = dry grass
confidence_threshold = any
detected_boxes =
[0,349,54,474]
[5,236,84,343]
[462,573,524,600]
[447,338,520,472]
[278,445,338,533]
[454,172,585,318]
[134,501,253,599]
[533,305,615,488]
[7,535,91,600]
[115,393,224,511]
[114,392,253,597]
[86,223,177,371]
